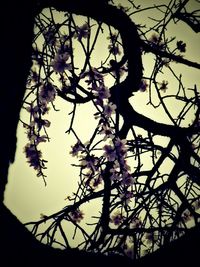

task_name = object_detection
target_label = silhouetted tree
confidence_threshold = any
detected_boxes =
[1,0,200,266]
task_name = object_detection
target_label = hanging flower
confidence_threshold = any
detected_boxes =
[57,43,71,55]
[34,118,51,129]
[87,175,103,190]
[193,199,200,210]
[24,143,42,171]
[83,68,104,85]
[145,232,158,244]
[107,33,118,43]
[28,134,47,145]
[109,160,122,181]
[110,169,121,182]
[149,33,160,44]
[107,33,121,55]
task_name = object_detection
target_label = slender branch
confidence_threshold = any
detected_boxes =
[142,41,200,70]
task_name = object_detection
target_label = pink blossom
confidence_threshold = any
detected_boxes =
[70,141,84,157]
[43,26,56,45]
[24,143,42,170]
[103,102,117,117]
[99,124,114,140]
[103,144,116,161]
[130,217,142,228]
[93,85,111,100]
[114,138,127,156]
[26,105,39,118]
[39,82,56,103]
[51,52,71,73]
[80,154,98,172]
[74,23,90,42]
[177,40,186,53]
[119,190,133,204]
[159,80,168,92]
[110,212,124,225]
[139,79,148,92]
[122,172,135,186]
[69,209,84,223]
[108,43,121,55]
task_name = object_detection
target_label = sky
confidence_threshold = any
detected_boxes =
[4,0,200,252]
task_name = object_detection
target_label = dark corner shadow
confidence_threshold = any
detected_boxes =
[0,204,132,267]
[0,203,200,267]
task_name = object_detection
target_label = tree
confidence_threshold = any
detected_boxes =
[1,0,200,266]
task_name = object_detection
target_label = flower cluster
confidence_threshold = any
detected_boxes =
[103,138,127,162]
[23,77,58,178]
[83,172,103,190]
[69,139,103,191]
[24,143,43,172]
[83,68,112,103]
[103,138,135,202]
